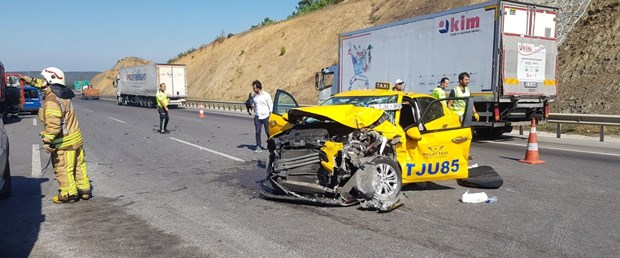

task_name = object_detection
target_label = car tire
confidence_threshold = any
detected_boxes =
[369,156,402,201]
[31,110,39,115]
[0,159,11,198]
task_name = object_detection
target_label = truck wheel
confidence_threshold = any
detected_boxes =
[117,96,123,105]
[475,127,504,139]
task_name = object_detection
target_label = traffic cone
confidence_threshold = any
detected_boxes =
[199,105,206,118]
[519,118,545,164]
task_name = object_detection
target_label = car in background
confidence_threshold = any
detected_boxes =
[0,61,11,198]
[21,85,41,115]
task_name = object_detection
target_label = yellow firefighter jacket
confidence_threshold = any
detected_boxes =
[40,86,83,150]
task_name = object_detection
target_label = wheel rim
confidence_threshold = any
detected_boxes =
[374,163,398,198]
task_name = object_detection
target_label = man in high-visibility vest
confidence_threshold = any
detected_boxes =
[432,77,449,103]
[447,72,479,122]
[22,67,92,203]
[156,83,170,134]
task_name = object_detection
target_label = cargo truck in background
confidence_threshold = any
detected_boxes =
[316,0,558,138]
[114,63,187,108]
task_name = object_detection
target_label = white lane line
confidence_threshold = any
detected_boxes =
[33,118,37,126]
[32,144,41,177]
[83,108,93,112]
[170,137,245,162]
[479,140,620,158]
[107,116,126,124]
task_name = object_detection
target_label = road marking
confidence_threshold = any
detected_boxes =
[32,144,41,177]
[33,118,37,126]
[479,140,620,158]
[170,137,245,162]
[107,116,126,124]
[83,108,93,112]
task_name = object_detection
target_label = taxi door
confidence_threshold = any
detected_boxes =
[268,89,298,137]
[400,97,472,184]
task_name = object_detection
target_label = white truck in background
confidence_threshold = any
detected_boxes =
[316,0,559,138]
[115,63,187,107]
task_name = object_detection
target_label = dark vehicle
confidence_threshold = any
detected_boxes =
[3,86,22,121]
[22,85,41,114]
[0,61,12,198]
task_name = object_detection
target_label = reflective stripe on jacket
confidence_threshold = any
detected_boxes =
[40,89,83,150]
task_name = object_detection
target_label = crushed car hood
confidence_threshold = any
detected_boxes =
[288,105,385,129]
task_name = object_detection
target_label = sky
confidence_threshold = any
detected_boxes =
[1,0,298,72]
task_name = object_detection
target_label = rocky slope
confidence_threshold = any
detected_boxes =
[91,0,619,114]
[555,0,620,114]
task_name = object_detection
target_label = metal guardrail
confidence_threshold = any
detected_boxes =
[547,113,620,142]
[181,100,620,142]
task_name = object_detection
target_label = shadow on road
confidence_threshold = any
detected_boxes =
[0,176,48,257]
[401,181,454,192]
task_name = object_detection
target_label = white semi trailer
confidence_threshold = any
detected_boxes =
[316,0,559,138]
[116,63,187,107]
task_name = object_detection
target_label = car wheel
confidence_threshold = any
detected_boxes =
[370,156,402,201]
[31,110,39,115]
[0,160,11,198]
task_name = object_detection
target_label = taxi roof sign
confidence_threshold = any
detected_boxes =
[375,81,391,90]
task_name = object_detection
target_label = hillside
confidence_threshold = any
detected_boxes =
[90,57,151,96]
[91,0,620,114]
[555,0,620,114]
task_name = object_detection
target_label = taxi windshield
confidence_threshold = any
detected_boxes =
[321,95,398,123]
[321,95,398,107]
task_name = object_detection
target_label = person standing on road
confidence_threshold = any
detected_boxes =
[156,83,170,134]
[393,79,405,91]
[22,67,93,203]
[447,72,479,122]
[245,93,253,116]
[433,77,449,104]
[251,80,272,153]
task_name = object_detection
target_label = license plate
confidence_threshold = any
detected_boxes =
[524,82,538,88]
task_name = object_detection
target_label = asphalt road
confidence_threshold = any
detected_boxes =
[1,98,618,257]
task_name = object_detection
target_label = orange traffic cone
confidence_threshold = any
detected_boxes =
[519,118,545,164]
[199,105,206,118]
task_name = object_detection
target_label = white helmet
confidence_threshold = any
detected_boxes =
[41,67,66,86]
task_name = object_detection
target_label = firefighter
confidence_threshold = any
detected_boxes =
[22,67,92,203]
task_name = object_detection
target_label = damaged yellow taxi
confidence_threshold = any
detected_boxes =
[262,87,494,211]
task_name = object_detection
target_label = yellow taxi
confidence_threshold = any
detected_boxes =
[263,86,477,211]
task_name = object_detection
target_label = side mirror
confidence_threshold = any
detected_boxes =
[282,113,289,121]
[406,127,422,141]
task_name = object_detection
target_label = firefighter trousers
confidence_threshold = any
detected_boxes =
[52,147,91,196]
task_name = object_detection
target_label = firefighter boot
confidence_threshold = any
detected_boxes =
[78,188,92,200]
[52,194,79,204]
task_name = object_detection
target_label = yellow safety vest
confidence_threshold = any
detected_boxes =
[156,90,168,108]
[450,86,470,117]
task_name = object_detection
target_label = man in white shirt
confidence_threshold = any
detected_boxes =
[251,80,273,153]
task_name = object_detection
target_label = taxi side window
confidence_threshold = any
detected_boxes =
[399,101,416,129]
[416,97,444,124]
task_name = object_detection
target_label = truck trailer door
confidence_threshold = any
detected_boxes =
[500,2,558,98]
